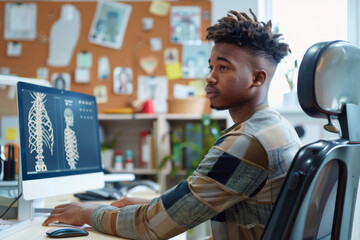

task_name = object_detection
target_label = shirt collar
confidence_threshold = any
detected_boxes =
[221,105,270,135]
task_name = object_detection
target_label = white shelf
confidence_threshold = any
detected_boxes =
[164,113,228,120]
[108,168,158,175]
[98,113,228,121]
[0,180,18,187]
[98,113,158,121]
[98,113,230,191]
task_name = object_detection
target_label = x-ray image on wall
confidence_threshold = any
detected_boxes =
[182,43,211,79]
[170,6,201,44]
[89,0,132,49]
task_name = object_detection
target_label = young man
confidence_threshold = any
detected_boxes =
[43,9,301,239]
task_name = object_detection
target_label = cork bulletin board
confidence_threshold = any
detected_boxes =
[0,0,212,113]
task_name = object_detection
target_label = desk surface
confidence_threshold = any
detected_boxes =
[4,216,123,240]
[2,190,169,240]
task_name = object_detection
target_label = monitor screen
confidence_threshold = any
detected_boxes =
[17,81,104,200]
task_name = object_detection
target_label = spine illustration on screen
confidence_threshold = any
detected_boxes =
[28,92,54,172]
[64,108,79,169]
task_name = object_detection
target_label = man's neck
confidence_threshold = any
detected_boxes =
[229,103,268,123]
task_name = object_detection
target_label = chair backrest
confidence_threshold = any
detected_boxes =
[261,40,360,240]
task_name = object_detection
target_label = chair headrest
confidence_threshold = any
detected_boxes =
[297,40,360,119]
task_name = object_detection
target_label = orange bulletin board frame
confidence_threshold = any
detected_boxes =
[0,0,212,113]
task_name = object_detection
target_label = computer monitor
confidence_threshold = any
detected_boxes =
[17,81,104,201]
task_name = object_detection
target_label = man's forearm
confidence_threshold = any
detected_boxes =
[90,204,139,239]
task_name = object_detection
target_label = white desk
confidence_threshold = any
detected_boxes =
[1,190,185,240]
[4,216,187,240]
[4,217,122,240]
[1,193,125,240]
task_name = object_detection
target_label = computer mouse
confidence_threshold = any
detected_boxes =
[46,228,89,238]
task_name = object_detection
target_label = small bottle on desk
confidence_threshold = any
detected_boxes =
[114,149,123,171]
[125,150,134,171]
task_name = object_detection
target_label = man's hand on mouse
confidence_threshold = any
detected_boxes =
[43,202,100,226]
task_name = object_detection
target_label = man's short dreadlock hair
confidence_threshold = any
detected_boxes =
[206,9,290,64]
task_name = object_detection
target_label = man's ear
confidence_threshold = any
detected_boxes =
[252,70,266,87]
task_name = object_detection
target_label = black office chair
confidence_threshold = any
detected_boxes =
[261,40,360,240]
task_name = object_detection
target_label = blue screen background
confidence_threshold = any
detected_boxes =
[18,82,102,180]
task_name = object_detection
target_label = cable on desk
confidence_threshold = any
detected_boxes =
[0,192,22,219]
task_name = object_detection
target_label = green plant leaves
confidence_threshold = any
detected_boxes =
[158,115,222,177]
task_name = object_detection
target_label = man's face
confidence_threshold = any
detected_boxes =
[205,42,256,111]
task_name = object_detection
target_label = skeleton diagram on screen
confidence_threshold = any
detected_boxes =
[64,108,79,169]
[28,92,54,172]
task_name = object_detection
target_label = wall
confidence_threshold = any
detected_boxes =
[211,0,259,24]
[0,0,212,113]
[0,0,261,116]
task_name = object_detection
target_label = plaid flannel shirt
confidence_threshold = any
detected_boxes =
[91,105,301,239]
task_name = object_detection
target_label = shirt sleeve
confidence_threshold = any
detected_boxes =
[90,133,268,239]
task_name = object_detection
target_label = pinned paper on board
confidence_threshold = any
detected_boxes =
[182,43,211,78]
[1,116,19,143]
[5,128,17,141]
[170,6,201,44]
[150,38,162,51]
[139,55,158,75]
[142,18,153,31]
[47,4,81,67]
[6,41,22,57]
[173,84,195,98]
[149,0,170,16]
[98,56,110,80]
[75,69,90,83]
[164,47,181,80]
[93,85,108,103]
[36,67,49,80]
[76,52,92,69]
[164,48,179,64]
[138,76,168,113]
[189,80,206,97]
[4,3,37,40]
[113,67,133,94]
[165,63,182,80]
[0,67,10,75]
[51,73,71,90]
[89,1,132,49]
